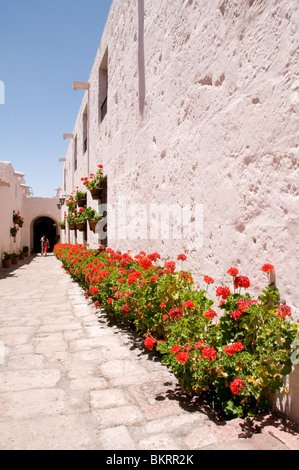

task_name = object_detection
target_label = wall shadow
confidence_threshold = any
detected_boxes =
[0,254,38,280]
[138,0,145,116]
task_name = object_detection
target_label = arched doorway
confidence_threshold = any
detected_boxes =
[33,217,57,253]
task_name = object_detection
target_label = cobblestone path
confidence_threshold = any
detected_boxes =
[0,254,298,450]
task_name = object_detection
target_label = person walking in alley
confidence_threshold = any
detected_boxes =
[40,235,45,255]
[43,236,50,256]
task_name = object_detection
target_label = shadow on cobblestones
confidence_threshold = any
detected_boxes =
[91,299,299,443]
[0,254,38,280]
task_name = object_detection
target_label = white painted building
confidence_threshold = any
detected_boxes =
[0,161,61,259]
[60,0,299,422]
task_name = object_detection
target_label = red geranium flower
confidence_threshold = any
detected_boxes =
[144,336,156,350]
[182,300,195,309]
[230,378,246,395]
[234,276,250,289]
[204,309,217,320]
[177,254,187,261]
[204,275,214,284]
[237,299,252,312]
[227,267,238,276]
[164,261,176,273]
[176,351,190,363]
[224,342,244,357]
[121,304,130,315]
[179,272,193,281]
[168,307,183,321]
[202,347,217,361]
[147,252,160,261]
[261,263,275,272]
[216,286,231,300]
[89,286,99,295]
[139,257,153,270]
[170,345,181,354]
[230,309,243,321]
[277,304,291,318]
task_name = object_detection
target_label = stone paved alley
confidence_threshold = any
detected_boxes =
[0,254,299,451]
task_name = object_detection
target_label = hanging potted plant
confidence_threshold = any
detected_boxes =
[74,207,87,232]
[3,252,13,268]
[13,210,19,224]
[82,164,104,200]
[84,207,104,233]
[65,197,77,213]
[74,189,87,208]
[58,221,66,230]
[10,226,18,240]
[18,215,24,227]
[13,210,24,227]
[66,212,76,230]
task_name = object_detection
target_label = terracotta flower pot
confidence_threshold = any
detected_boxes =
[12,256,19,265]
[76,221,87,232]
[88,220,99,233]
[77,199,87,208]
[3,258,12,268]
[89,188,103,200]
[19,253,25,260]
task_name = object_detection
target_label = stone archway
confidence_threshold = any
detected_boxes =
[32,217,57,253]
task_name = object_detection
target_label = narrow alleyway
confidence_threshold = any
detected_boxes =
[0,254,298,450]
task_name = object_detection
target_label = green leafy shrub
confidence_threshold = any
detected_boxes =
[54,243,299,419]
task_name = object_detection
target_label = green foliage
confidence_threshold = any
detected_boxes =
[54,243,299,419]
[74,189,86,201]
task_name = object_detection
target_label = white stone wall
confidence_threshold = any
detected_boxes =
[61,0,299,420]
[62,0,299,312]
[0,161,60,259]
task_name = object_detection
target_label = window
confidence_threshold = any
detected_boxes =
[101,96,107,122]
[99,48,108,124]
[83,106,88,154]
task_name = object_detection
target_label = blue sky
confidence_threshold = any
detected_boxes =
[0,0,113,197]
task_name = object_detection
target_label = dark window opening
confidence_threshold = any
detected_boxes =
[99,48,108,124]
[74,136,78,171]
[101,96,107,122]
[83,137,88,154]
[83,106,88,154]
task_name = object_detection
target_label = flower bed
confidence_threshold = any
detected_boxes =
[54,242,299,419]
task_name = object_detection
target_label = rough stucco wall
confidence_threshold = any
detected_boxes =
[23,196,61,252]
[0,161,60,259]
[63,0,298,312]
[0,162,26,258]
[61,0,299,421]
